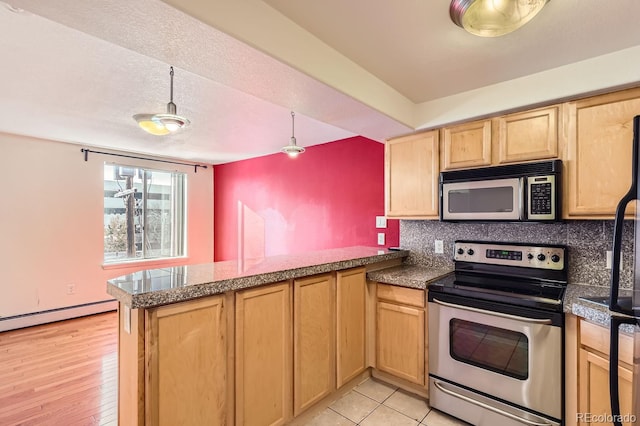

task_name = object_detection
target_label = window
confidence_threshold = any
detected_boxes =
[103,164,186,263]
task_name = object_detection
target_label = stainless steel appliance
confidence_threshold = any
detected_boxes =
[440,159,562,222]
[428,240,567,426]
[602,115,640,426]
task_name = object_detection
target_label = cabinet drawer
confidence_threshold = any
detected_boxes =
[580,320,634,365]
[377,284,424,308]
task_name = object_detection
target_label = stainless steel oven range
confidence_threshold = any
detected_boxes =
[428,240,567,426]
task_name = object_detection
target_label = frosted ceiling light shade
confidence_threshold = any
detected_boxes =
[281,111,305,158]
[133,67,190,135]
[450,0,549,37]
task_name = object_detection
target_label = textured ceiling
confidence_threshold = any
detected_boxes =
[2,0,640,164]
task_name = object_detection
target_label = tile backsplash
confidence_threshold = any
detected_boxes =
[400,220,634,288]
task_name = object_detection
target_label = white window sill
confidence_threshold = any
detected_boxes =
[102,256,188,271]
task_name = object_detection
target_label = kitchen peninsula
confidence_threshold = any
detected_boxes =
[107,246,411,426]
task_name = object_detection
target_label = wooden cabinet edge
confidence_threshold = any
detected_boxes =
[118,304,145,426]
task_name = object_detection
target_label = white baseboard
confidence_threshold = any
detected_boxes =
[0,300,118,332]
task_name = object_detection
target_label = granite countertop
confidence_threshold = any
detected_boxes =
[107,246,409,309]
[367,263,636,333]
[565,283,636,332]
[366,264,453,289]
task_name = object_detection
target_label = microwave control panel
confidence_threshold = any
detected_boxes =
[527,175,556,220]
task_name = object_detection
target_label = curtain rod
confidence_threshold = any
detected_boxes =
[80,148,208,173]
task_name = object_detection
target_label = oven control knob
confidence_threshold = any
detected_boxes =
[467,249,475,256]
[527,253,534,260]
[457,248,464,255]
[551,254,561,263]
[537,253,546,261]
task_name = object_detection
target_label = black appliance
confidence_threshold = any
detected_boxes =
[607,115,640,426]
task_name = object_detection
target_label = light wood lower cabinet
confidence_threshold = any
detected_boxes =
[145,296,227,426]
[118,265,402,426]
[375,284,426,386]
[577,320,635,426]
[336,267,367,387]
[236,282,292,426]
[293,274,335,416]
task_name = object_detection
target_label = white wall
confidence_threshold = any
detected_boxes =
[0,133,213,319]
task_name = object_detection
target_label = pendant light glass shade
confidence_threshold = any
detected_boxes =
[450,0,549,37]
[281,111,305,158]
[133,67,190,135]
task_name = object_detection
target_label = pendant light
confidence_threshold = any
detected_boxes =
[450,0,549,37]
[281,111,305,158]
[133,66,190,135]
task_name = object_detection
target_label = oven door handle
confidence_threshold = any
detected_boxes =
[433,380,556,426]
[432,298,553,324]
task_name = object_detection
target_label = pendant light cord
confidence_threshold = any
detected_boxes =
[291,111,295,138]
[169,66,174,103]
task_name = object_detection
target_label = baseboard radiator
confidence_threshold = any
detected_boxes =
[0,300,118,332]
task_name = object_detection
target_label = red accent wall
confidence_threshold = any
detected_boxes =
[213,136,400,261]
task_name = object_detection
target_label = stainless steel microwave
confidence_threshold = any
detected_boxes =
[440,160,562,222]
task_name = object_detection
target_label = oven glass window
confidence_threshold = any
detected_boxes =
[449,319,528,380]
[448,186,513,213]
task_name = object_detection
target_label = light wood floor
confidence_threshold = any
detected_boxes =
[0,311,118,426]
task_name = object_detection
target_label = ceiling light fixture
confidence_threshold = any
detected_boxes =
[133,66,190,136]
[450,0,549,37]
[281,111,305,158]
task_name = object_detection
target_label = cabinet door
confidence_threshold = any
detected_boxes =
[385,131,440,218]
[441,119,492,170]
[336,268,367,388]
[578,349,634,426]
[236,282,292,426]
[494,106,559,164]
[376,301,425,385]
[293,274,335,416]
[564,88,640,218]
[145,296,226,426]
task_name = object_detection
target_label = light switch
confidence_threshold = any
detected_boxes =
[376,216,387,228]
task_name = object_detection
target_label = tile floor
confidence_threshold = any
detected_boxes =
[305,378,471,426]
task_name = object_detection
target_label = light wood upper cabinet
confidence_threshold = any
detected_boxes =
[563,88,640,218]
[385,130,439,218]
[441,119,492,170]
[336,268,367,388]
[578,320,634,426]
[145,296,227,426]
[494,105,559,164]
[375,284,426,386]
[293,274,335,416]
[236,282,292,426]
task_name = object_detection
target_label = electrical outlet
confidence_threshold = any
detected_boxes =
[375,216,387,229]
[606,250,624,271]
[66,284,75,295]
[377,233,385,245]
[435,240,444,254]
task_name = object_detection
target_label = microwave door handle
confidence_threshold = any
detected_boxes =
[610,115,640,314]
[518,177,525,220]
